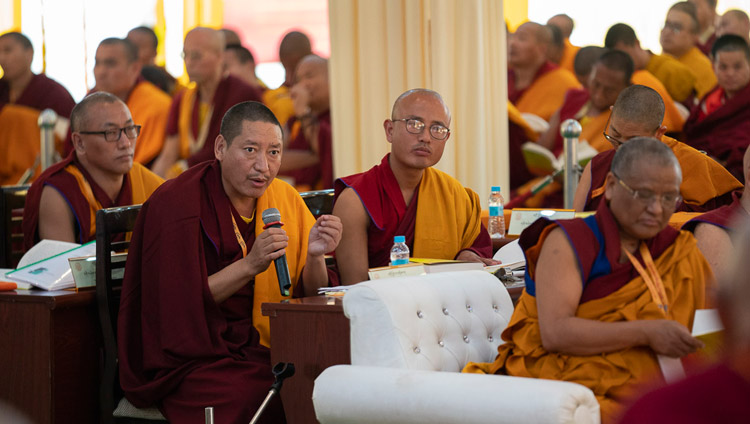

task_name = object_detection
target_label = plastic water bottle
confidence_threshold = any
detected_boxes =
[390,235,410,266]
[488,186,506,239]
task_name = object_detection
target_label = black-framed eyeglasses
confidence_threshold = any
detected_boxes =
[392,118,450,140]
[78,125,141,142]
[603,114,661,149]
[613,173,682,209]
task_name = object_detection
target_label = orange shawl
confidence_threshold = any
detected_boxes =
[127,80,172,164]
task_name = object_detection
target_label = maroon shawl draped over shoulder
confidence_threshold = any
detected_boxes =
[682,192,749,233]
[0,73,75,118]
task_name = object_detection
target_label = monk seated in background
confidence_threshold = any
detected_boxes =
[660,2,717,99]
[333,89,495,285]
[86,37,171,166]
[538,49,634,155]
[717,9,750,43]
[0,102,45,185]
[690,0,718,56]
[278,55,334,190]
[262,31,312,127]
[604,23,686,132]
[508,22,581,122]
[126,26,179,96]
[465,138,713,423]
[118,102,341,423]
[683,35,750,181]
[546,14,579,74]
[575,85,741,212]
[683,145,750,276]
[22,92,163,249]
[151,27,262,177]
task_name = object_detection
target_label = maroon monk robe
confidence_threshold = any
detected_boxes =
[507,61,557,104]
[618,363,750,424]
[550,88,590,156]
[279,109,333,189]
[22,151,135,249]
[0,73,75,118]
[682,192,749,233]
[583,148,736,213]
[118,161,284,424]
[508,117,536,191]
[334,154,492,268]
[683,82,750,181]
[165,74,263,168]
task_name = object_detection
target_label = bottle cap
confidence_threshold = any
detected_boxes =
[394,235,406,243]
[491,186,501,192]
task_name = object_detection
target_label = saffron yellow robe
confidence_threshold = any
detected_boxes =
[127,80,172,165]
[676,47,717,99]
[646,53,697,103]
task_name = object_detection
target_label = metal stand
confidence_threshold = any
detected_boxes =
[248,362,295,424]
[560,119,583,209]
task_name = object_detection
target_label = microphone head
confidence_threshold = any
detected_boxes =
[262,208,282,225]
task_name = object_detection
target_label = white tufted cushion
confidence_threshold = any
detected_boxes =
[112,397,166,420]
[343,270,514,372]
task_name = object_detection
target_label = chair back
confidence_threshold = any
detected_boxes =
[300,189,335,217]
[343,271,514,372]
[0,185,29,268]
[95,205,141,424]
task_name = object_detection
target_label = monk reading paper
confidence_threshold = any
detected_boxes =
[118,101,341,423]
[465,138,713,423]
[333,89,494,285]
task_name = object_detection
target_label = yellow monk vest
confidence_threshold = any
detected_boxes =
[515,67,581,122]
[128,80,172,165]
[677,47,717,99]
[646,53,696,103]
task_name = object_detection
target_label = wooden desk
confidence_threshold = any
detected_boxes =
[0,289,99,424]
[261,297,350,424]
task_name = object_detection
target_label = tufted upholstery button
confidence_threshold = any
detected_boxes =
[466,304,473,312]
[438,340,444,347]
[463,335,469,343]
[488,336,494,342]
[492,304,498,311]
[416,310,424,318]
[442,308,449,315]
[413,346,421,354]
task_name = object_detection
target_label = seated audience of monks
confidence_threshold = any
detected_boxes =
[683,34,750,181]
[118,101,341,423]
[465,138,713,423]
[87,37,172,166]
[126,26,178,95]
[575,85,741,212]
[262,31,312,126]
[332,89,495,285]
[22,92,163,248]
[151,27,263,177]
[278,54,333,190]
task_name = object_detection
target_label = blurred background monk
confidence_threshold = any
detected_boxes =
[262,30,312,127]
[547,13,579,74]
[689,0,718,55]
[683,34,750,181]
[466,138,712,423]
[126,26,178,95]
[717,9,750,43]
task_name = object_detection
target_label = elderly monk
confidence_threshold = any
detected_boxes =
[151,27,262,177]
[575,85,741,213]
[547,14,579,74]
[333,89,494,284]
[606,23,696,104]
[118,101,341,423]
[538,49,633,156]
[508,22,581,122]
[126,26,178,95]
[465,137,713,423]
[22,92,163,249]
[683,35,750,181]
[682,145,750,277]
[619,214,750,424]
[717,9,750,44]
[0,32,75,119]
[660,2,717,99]
[86,37,171,166]
[262,31,312,126]
[605,23,687,132]
[278,55,333,190]
[688,0,718,56]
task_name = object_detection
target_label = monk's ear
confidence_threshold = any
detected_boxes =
[214,134,227,160]
[655,125,668,140]
[384,119,394,143]
[72,132,85,154]
[604,172,617,200]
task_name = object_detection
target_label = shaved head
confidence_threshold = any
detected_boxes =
[573,45,606,85]
[279,31,312,86]
[391,88,450,123]
[611,85,665,131]
[522,22,551,45]
[718,9,750,42]
[185,27,225,53]
[547,14,574,39]
[612,136,681,181]
[220,28,241,47]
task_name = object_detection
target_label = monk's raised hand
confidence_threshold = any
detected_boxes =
[245,227,288,277]
[307,215,342,257]
[643,319,704,358]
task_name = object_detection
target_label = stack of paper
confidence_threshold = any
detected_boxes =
[4,240,96,290]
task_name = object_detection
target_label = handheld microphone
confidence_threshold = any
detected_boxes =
[261,208,291,296]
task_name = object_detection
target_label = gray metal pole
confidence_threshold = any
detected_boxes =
[38,108,58,172]
[560,119,582,209]
[205,406,214,424]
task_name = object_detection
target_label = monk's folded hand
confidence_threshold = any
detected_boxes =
[245,227,289,277]
[455,249,500,266]
[307,215,343,258]
[642,319,704,358]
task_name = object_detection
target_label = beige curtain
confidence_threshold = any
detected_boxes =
[328,0,508,205]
